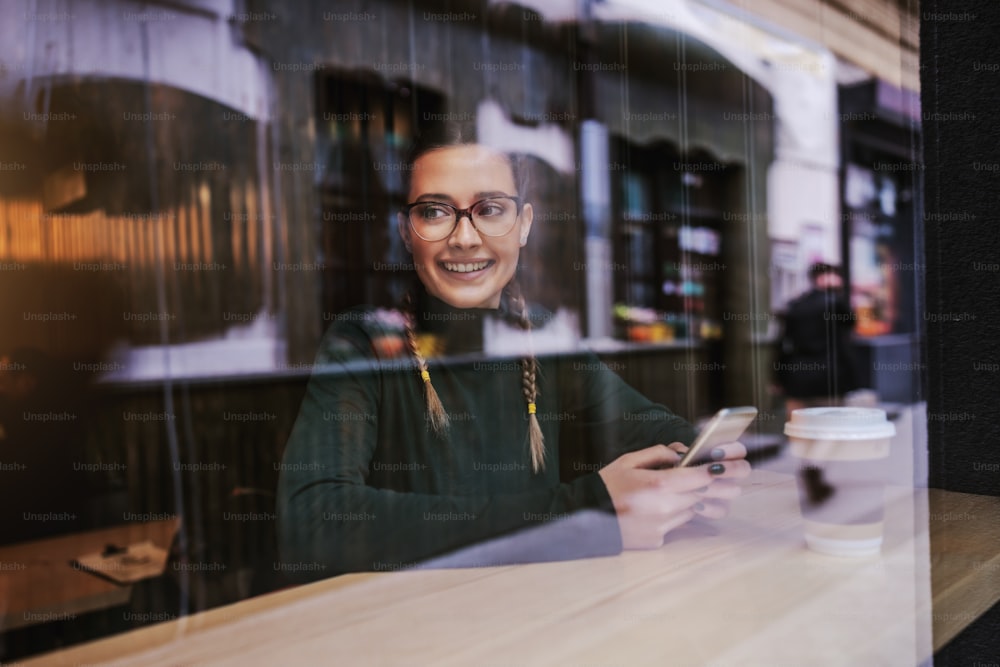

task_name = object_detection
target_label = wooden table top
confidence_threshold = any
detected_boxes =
[0,518,179,633]
[21,471,1000,666]
[928,488,1000,648]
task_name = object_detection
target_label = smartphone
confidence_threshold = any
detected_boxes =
[676,406,758,467]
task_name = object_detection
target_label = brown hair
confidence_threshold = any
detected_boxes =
[399,126,544,472]
[401,121,530,202]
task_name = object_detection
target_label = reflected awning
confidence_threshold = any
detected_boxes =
[586,18,773,164]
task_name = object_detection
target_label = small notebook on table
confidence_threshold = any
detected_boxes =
[73,540,170,585]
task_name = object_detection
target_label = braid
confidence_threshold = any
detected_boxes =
[402,290,450,435]
[506,281,546,473]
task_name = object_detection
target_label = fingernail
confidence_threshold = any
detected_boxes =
[710,448,726,460]
[694,502,706,512]
[709,463,726,475]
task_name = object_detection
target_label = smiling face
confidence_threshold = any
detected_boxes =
[398,144,533,309]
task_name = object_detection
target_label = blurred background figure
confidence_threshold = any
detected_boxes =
[776,263,867,418]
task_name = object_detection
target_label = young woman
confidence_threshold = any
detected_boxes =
[277,131,750,577]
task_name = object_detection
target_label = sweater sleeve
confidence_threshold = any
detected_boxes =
[555,350,699,467]
[276,317,622,579]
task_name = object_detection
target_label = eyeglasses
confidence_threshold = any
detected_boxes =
[403,196,522,242]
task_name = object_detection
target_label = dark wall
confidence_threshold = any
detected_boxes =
[921,1,1000,495]
[922,1,1000,665]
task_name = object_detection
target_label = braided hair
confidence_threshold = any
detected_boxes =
[505,280,546,473]
[401,288,450,434]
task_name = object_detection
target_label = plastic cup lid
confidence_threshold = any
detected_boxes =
[784,407,896,440]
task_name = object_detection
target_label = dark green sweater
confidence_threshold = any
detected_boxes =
[277,289,697,578]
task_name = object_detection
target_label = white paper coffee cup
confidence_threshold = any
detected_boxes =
[785,407,896,557]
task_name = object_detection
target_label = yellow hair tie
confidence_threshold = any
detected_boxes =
[527,402,537,415]
[420,370,431,383]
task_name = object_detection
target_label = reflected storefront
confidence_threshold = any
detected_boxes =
[588,17,774,418]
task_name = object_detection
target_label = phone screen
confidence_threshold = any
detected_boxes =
[677,406,758,467]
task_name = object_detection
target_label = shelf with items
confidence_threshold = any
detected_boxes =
[610,139,731,347]
[612,302,722,344]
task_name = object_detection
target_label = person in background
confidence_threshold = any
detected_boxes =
[277,126,751,577]
[777,262,865,418]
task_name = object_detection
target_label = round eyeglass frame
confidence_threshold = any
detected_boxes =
[402,195,523,242]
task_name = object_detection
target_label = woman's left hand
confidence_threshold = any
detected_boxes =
[665,441,748,520]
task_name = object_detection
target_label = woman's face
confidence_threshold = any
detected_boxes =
[399,144,533,309]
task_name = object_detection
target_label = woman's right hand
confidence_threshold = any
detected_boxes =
[597,443,751,550]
